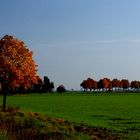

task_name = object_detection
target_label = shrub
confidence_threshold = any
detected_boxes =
[57,85,66,93]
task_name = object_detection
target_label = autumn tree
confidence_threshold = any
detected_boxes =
[81,78,93,91]
[111,79,120,92]
[87,78,97,91]
[80,78,97,91]
[0,35,38,111]
[86,78,93,91]
[97,80,103,91]
[91,79,97,91]
[98,78,112,91]
[131,81,140,91]
[103,78,112,91]
[80,80,88,91]
[120,79,130,91]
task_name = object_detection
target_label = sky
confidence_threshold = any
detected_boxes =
[1,0,140,90]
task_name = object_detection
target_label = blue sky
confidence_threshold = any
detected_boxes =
[1,0,140,90]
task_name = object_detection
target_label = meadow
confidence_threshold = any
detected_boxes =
[1,92,140,139]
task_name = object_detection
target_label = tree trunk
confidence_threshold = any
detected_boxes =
[3,92,7,112]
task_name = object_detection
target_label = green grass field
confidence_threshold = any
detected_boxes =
[1,92,140,139]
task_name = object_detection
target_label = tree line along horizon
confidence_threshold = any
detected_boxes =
[80,77,140,92]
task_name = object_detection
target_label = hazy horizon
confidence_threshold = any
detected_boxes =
[1,0,140,90]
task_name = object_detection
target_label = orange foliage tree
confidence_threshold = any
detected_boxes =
[81,77,140,93]
[80,80,88,91]
[0,35,38,111]
[98,78,112,91]
[111,79,120,92]
[131,81,140,91]
[80,78,97,91]
[87,78,97,91]
[120,79,130,91]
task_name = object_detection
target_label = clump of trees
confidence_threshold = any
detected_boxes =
[43,76,54,92]
[33,76,54,93]
[81,77,140,92]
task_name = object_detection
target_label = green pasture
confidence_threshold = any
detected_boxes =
[1,92,140,138]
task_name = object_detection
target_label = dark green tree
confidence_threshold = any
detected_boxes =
[57,85,66,93]
[43,76,54,92]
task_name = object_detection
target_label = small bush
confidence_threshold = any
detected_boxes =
[57,85,66,93]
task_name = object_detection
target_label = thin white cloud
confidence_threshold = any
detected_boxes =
[128,39,140,43]
[94,39,140,44]
[31,39,140,49]
[93,40,117,44]
[89,39,140,44]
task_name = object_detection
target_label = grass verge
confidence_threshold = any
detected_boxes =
[0,106,121,140]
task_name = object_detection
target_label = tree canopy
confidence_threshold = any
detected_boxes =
[0,35,38,110]
[80,77,140,92]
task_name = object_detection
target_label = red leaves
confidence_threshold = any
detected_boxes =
[120,79,130,90]
[81,77,134,92]
[131,81,140,89]
[0,35,38,90]
[80,78,97,91]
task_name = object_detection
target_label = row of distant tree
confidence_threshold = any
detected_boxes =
[33,76,66,93]
[0,75,66,94]
[80,78,140,92]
